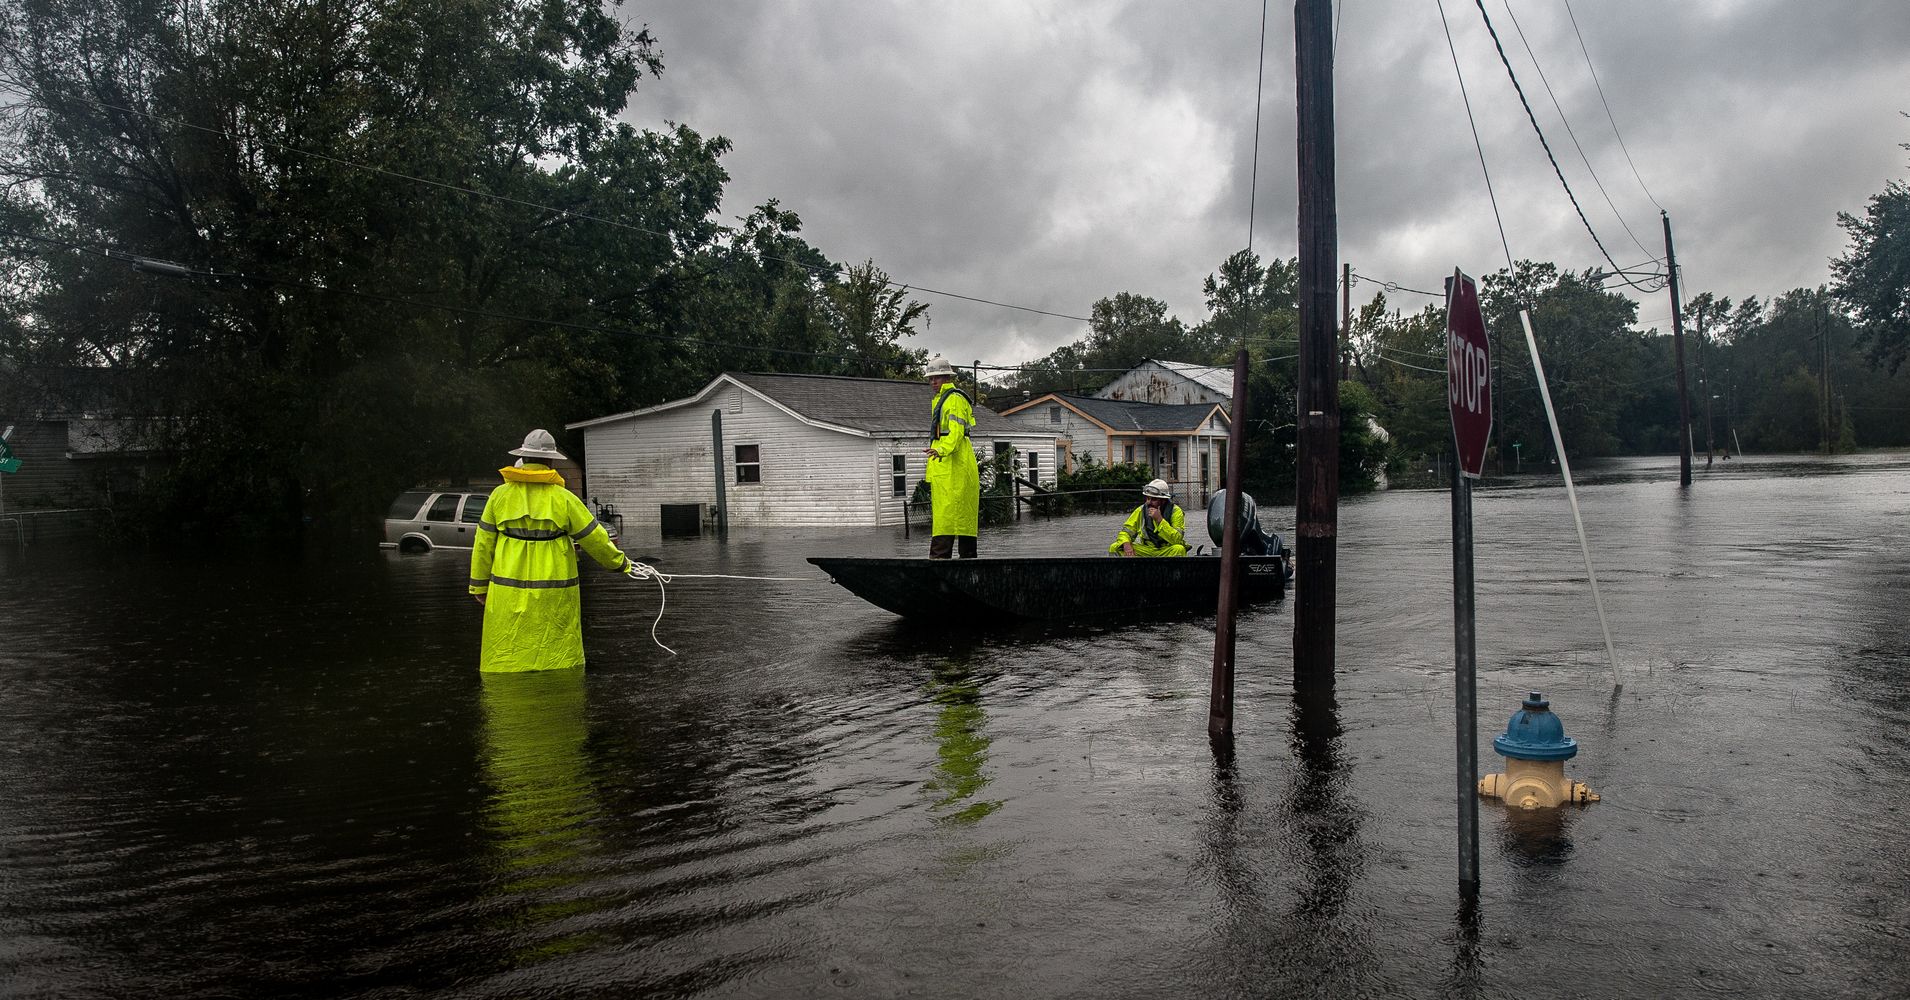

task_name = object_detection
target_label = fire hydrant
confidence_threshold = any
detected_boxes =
[1478,692,1599,809]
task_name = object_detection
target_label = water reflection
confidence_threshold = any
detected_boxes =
[1283,684,1363,924]
[478,667,607,961]
[922,660,1002,826]
[1495,807,1576,869]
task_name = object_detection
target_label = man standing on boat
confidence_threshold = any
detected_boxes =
[924,356,980,559]
[470,429,635,672]
[1109,479,1188,557]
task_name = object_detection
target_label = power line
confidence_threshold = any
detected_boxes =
[1470,0,1653,293]
[37,93,1092,324]
[1500,0,1656,262]
[1247,0,1271,254]
[1436,0,1517,276]
[1563,0,1663,214]
[0,228,929,370]
[1348,270,1444,298]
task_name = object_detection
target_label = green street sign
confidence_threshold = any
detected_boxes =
[0,435,16,473]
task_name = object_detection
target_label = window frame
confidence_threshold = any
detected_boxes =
[734,444,762,484]
[890,453,908,497]
[425,493,460,522]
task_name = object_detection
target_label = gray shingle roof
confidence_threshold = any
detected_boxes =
[1049,394,1224,432]
[728,373,1045,435]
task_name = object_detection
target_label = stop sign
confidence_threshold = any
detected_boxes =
[1446,268,1492,478]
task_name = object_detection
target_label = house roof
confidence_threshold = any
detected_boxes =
[1001,393,1227,433]
[568,372,1051,438]
[1148,360,1236,397]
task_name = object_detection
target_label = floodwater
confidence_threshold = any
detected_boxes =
[2,452,1906,999]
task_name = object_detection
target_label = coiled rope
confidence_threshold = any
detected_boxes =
[621,561,820,657]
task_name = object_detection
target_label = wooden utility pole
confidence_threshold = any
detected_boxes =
[1341,262,1352,381]
[1662,212,1693,487]
[1817,297,1831,452]
[1294,0,1338,682]
[1210,350,1250,737]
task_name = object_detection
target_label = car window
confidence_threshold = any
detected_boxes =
[425,494,460,522]
[459,493,490,524]
[387,491,432,519]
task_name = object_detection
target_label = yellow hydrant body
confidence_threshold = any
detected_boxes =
[1478,758,1599,809]
[1477,692,1598,810]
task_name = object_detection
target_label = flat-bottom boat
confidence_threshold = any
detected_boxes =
[807,554,1289,622]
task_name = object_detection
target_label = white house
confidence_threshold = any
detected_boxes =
[996,393,1230,504]
[566,372,1054,533]
[1094,359,1234,405]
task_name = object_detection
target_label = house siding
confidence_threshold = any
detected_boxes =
[576,378,1052,531]
[1095,361,1229,406]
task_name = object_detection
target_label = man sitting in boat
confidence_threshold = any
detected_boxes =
[1109,479,1188,557]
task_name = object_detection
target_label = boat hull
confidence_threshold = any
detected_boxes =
[807,555,1288,622]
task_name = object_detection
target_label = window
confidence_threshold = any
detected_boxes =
[1123,444,1135,464]
[1056,445,1068,473]
[735,444,761,484]
[386,491,432,519]
[459,493,490,523]
[1049,405,1062,424]
[1028,452,1039,479]
[425,493,459,522]
[891,454,907,497]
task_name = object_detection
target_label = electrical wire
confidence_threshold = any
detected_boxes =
[1500,0,1656,262]
[1563,0,1663,214]
[1348,270,1444,298]
[1470,0,1652,292]
[1435,0,1517,277]
[42,93,1093,324]
[1247,0,1270,253]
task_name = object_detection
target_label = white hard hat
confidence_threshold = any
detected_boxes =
[508,428,569,462]
[1142,479,1172,499]
[925,355,957,378]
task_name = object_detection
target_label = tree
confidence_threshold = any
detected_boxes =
[823,260,930,379]
[1832,178,1910,374]
[1481,262,1640,463]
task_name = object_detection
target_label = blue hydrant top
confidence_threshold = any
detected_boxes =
[1493,692,1579,761]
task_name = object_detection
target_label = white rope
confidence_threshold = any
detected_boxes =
[623,561,677,656]
[619,563,824,656]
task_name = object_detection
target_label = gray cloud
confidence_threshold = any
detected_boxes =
[623,0,1910,362]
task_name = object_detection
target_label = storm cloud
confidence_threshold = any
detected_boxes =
[622,1,1910,365]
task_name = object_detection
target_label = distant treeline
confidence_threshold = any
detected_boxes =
[1,3,1905,533]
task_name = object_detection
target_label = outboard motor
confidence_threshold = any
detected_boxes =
[1206,489,1287,558]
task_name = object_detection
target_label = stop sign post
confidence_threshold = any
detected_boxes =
[1445,268,1488,899]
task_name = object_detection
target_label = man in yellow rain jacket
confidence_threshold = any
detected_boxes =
[469,429,632,672]
[1109,479,1189,557]
[923,356,980,559]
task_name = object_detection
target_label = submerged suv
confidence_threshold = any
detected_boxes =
[382,489,492,552]
[382,488,621,553]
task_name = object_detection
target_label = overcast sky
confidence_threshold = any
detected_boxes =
[620,1,1910,369]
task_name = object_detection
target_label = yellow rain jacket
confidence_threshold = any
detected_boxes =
[469,464,629,672]
[926,384,980,538]
[1109,502,1189,557]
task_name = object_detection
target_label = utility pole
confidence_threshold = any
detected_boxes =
[1816,297,1831,452]
[1294,0,1339,684]
[1695,310,1715,468]
[1341,262,1352,381]
[1662,212,1693,487]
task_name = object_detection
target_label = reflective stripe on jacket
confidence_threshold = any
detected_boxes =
[469,464,628,672]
